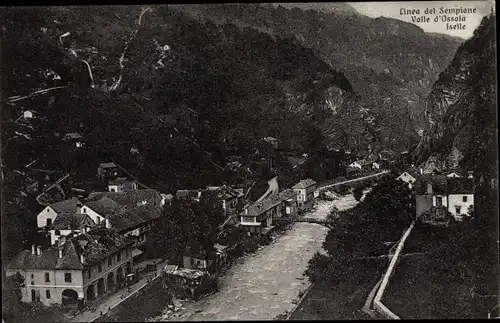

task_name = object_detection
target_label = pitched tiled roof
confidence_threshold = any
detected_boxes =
[49,197,81,214]
[401,168,419,179]
[292,179,317,189]
[176,190,200,199]
[415,175,473,195]
[446,168,467,177]
[447,177,474,194]
[5,238,82,270]
[277,189,298,201]
[106,205,163,232]
[52,213,93,230]
[242,189,297,217]
[85,197,124,216]
[5,227,135,271]
[109,177,128,185]
[64,132,83,140]
[204,186,239,200]
[99,162,117,168]
[71,228,134,265]
[87,189,162,208]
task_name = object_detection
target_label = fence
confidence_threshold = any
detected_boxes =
[372,221,415,319]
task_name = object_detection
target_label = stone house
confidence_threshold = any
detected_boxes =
[292,178,317,210]
[415,175,475,225]
[97,162,119,181]
[397,168,420,189]
[5,228,134,307]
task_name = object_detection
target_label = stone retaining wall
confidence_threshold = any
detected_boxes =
[372,221,415,320]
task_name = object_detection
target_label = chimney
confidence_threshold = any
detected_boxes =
[31,244,36,255]
[420,168,423,175]
[197,191,202,198]
[58,248,63,259]
[80,254,84,264]
[245,208,248,215]
[36,246,42,256]
[76,203,82,214]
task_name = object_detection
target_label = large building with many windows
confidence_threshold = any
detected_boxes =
[5,227,134,307]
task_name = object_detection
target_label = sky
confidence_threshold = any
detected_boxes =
[348,1,494,39]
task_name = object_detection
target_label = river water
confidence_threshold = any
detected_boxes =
[156,192,366,321]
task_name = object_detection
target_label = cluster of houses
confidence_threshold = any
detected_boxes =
[397,167,476,226]
[5,157,321,308]
[5,163,166,307]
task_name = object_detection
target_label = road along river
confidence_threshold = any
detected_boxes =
[158,191,368,321]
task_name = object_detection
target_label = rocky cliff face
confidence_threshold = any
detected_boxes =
[414,14,496,179]
[169,3,461,153]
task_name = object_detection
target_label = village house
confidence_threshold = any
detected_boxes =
[38,185,165,251]
[415,175,475,225]
[239,195,280,234]
[182,243,228,274]
[348,159,377,172]
[176,186,244,213]
[107,177,138,192]
[5,227,134,307]
[49,213,95,245]
[397,168,420,189]
[163,266,216,301]
[62,132,86,148]
[276,189,299,218]
[37,197,82,229]
[292,178,317,210]
[97,162,119,181]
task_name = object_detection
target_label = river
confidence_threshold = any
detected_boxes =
[158,191,367,321]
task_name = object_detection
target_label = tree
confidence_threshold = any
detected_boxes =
[353,186,363,201]
[157,196,226,263]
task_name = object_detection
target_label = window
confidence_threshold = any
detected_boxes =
[64,273,72,283]
[47,209,50,212]
[98,263,102,273]
[44,273,50,282]
[190,258,195,266]
[463,196,468,202]
[46,218,52,226]
[435,196,443,206]
[117,252,121,262]
[31,273,34,279]
[455,206,461,214]
[46,290,51,299]
[55,230,61,236]
[108,256,112,266]
[110,188,116,192]
[86,270,91,279]
[83,208,86,213]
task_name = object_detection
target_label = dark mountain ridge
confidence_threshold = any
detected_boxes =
[169,3,462,153]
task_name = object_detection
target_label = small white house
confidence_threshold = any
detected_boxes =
[348,161,362,169]
[23,110,34,119]
[397,169,418,188]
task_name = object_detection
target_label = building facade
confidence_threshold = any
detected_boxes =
[5,228,134,307]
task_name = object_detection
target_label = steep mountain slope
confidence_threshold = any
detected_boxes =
[414,14,497,180]
[169,3,462,152]
[1,6,370,192]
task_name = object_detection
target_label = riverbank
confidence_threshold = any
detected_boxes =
[147,200,337,321]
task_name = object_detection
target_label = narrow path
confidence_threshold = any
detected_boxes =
[256,176,279,203]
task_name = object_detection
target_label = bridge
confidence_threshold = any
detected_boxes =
[275,216,336,227]
[318,170,389,191]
